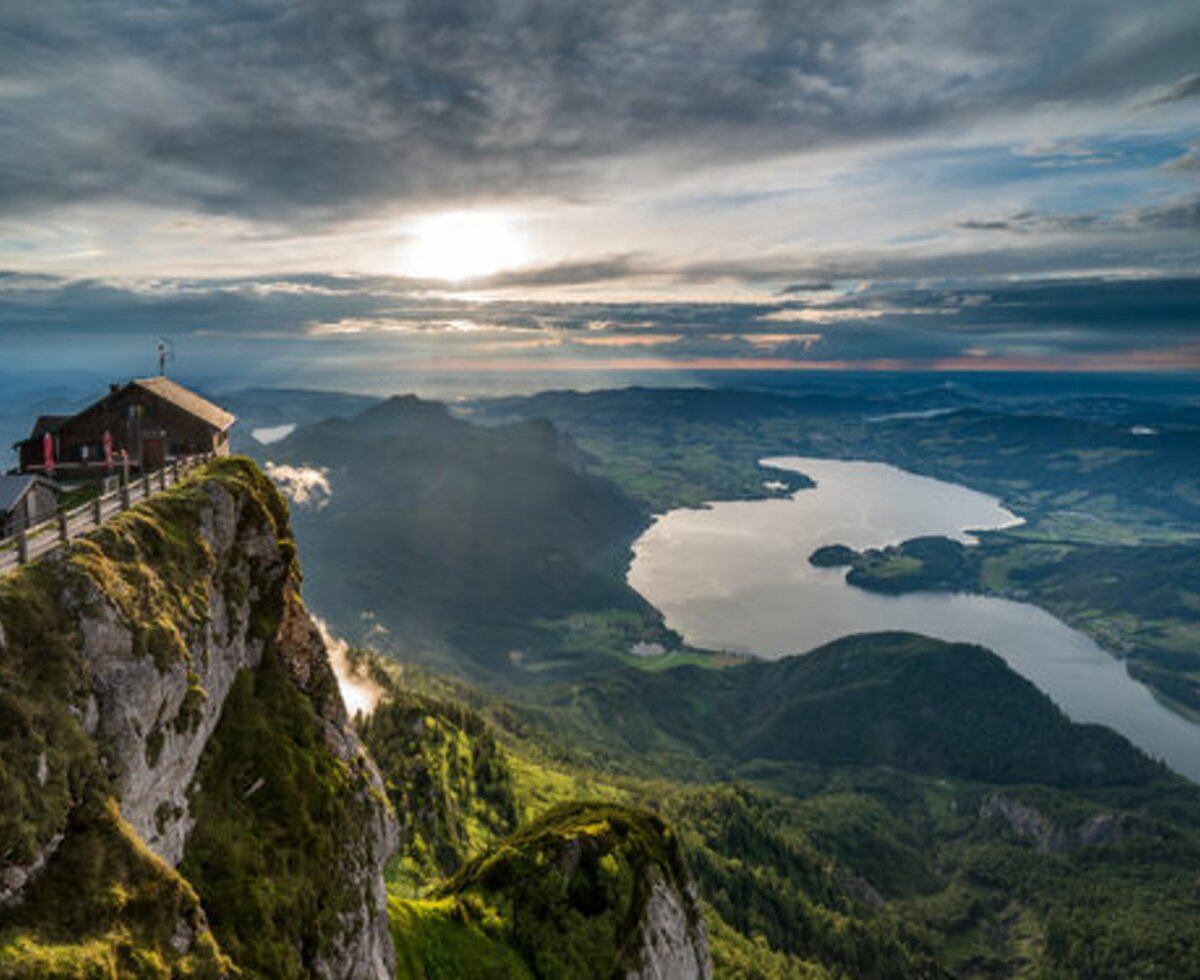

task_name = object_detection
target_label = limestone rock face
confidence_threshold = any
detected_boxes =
[0,459,397,977]
[980,792,1137,853]
[627,871,713,980]
[77,479,280,865]
[273,592,399,980]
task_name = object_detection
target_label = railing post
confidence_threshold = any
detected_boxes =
[159,467,167,491]
[16,526,28,565]
[57,511,69,545]
[142,471,151,496]
[120,478,131,511]
[93,496,103,526]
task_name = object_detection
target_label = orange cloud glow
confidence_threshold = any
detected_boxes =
[573,333,683,347]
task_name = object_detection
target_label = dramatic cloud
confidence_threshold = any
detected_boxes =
[3,0,1198,222]
[264,462,332,509]
[2,270,1198,380]
[1141,72,1200,108]
[1,1,1198,373]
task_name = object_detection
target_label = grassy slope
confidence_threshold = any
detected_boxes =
[359,686,520,894]
[179,654,382,979]
[528,633,1163,788]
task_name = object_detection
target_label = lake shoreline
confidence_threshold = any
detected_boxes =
[629,456,1200,782]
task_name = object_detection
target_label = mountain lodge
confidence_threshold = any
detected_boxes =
[14,377,236,477]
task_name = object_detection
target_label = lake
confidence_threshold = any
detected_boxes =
[628,456,1200,782]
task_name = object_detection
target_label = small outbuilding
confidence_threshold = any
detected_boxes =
[0,475,60,537]
[15,377,235,477]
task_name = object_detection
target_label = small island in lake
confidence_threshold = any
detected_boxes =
[809,535,977,593]
[808,543,859,567]
[846,535,977,594]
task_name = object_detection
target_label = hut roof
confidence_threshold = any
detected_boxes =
[27,415,71,439]
[128,377,236,433]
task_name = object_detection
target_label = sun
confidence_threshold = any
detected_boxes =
[402,210,527,282]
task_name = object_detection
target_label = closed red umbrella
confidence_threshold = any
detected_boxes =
[103,430,113,470]
[43,431,55,475]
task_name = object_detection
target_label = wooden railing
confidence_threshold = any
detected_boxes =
[0,453,215,574]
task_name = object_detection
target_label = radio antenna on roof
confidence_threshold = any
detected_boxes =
[155,337,174,377]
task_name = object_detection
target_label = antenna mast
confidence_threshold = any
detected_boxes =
[155,337,174,377]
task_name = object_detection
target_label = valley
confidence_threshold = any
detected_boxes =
[4,378,1199,978]
[468,384,1200,725]
[231,379,1200,974]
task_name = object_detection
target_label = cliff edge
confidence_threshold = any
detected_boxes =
[0,457,396,978]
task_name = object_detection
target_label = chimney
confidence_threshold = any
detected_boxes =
[109,383,120,396]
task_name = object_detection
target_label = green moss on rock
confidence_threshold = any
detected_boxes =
[0,562,102,872]
[425,802,695,980]
[0,796,230,979]
[173,671,207,736]
[145,728,165,769]
[68,456,293,674]
[179,653,379,979]
[389,895,533,980]
[0,456,304,977]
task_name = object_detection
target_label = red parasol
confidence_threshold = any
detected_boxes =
[103,430,113,470]
[43,431,55,475]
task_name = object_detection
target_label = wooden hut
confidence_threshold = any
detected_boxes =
[15,377,235,477]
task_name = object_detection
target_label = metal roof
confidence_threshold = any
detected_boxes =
[0,475,54,514]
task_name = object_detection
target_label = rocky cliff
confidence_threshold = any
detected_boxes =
[388,801,712,979]
[0,457,396,977]
[980,791,1142,853]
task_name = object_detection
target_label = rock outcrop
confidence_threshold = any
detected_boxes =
[415,801,713,979]
[0,457,396,977]
[73,470,289,866]
[627,870,713,980]
[980,791,1138,853]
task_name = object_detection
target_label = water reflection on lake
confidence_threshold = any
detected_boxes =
[629,457,1200,782]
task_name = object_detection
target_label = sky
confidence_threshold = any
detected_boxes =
[2,0,1200,384]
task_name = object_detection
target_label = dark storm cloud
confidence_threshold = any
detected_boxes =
[1140,71,1200,107]
[1134,194,1200,230]
[3,0,1199,221]
[476,255,648,288]
[842,278,1200,342]
[779,283,836,294]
